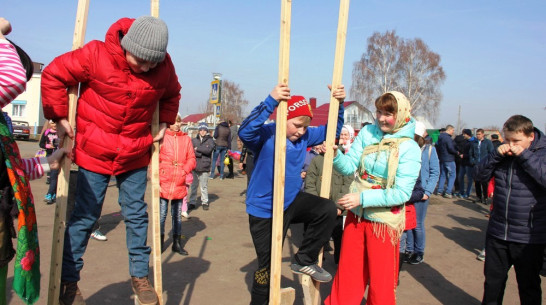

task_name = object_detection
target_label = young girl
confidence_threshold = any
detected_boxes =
[159,116,196,255]
[39,120,59,204]
[325,91,421,305]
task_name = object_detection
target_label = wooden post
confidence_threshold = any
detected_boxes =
[301,1,350,304]
[47,1,89,304]
[148,3,165,305]
[270,0,294,304]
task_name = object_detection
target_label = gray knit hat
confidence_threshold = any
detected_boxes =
[121,16,168,63]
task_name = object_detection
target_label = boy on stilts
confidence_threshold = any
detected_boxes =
[41,16,181,305]
[238,83,345,305]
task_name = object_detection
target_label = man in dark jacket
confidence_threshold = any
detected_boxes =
[491,133,502,149]
[457,129,477,199]
[210,120,231,179]
[435,125,458,198]
[474,115,546,304]
[189,122,216,211]
[453,130,466,196]
[470,128,494,203]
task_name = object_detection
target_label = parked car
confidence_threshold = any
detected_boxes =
[12,120,31,140]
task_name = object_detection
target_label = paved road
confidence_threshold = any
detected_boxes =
[5,139,545,304]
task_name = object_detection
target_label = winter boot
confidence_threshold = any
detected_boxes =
[59,281,86,305]
[131,276,158,305]
[160,234,164,253]
[172,234,188,255]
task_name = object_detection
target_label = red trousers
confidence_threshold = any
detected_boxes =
[325,212,399,305]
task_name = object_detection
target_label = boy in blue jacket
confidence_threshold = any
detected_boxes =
[474,115,546,305]
[238,84,345,305]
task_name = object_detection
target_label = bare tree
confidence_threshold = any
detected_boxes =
[351,30,400,106]
[351,30,446,122]
[398,38,445,119]
[205,79,249,123]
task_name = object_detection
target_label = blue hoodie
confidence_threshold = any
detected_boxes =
[238,95,344,218]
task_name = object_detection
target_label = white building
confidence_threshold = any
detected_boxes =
[4,62,46,137]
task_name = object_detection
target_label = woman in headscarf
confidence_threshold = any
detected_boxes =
[339,125,354,153]
[325,91,422,305]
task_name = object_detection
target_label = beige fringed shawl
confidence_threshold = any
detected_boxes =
[349,91,413,245]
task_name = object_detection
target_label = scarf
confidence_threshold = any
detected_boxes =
[341,125,355,152]
[349,91,413,245]
[0,114,40,304]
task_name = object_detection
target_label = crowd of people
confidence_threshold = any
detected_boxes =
[1,13,545,305]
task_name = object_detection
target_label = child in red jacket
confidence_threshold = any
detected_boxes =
[159,115,196,255]
[41,16,181,304]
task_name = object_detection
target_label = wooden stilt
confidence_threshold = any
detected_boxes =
[270,0,292,304]
[47,1,90,305]
[301,1,350,304]
[148,1,164,304]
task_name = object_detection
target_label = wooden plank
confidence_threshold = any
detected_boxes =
[301,0,350,304]
[270,0,292,304]
[149,1,164,304]
[47,1,90,304]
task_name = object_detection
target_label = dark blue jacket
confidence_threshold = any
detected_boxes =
[436,132,458,162]
[470,138,494,164]
[461,137,478,166]
[474,128,546,244]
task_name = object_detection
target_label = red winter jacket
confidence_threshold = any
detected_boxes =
[159,129,196,200]
[41,18,181,175]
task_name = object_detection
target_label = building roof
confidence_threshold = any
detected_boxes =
[181,113,208,123]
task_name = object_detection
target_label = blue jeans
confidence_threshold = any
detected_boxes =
[405,199,430,255]
[47,168,59,196]
[458,165,474,197]
[437,161,456,195]
[210,146,228,178]
[160,198,182,235]
[62,166,150,282]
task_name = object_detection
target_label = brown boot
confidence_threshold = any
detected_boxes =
[131,276,158,305]
[59,281,86,305]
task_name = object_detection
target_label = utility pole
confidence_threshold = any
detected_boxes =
[456,105,461,133]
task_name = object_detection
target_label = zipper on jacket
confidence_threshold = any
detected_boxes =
[504,159,514,240]
[530,204,535,229]
[168,134,179,199]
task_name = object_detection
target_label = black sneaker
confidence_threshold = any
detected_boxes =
[409,254,424,265]
[202,204,209,211]
[403,251,414,263]
[290,263,332,283]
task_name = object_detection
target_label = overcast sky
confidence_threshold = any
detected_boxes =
[4,0,546,132]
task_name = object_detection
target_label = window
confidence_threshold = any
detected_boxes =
[12,100,26,117]
[12,104,26,117]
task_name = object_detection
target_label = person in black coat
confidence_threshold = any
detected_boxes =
[474,115,546,305]
[189,123,216,210]
[435,125,458,197]
[470,128,494,203]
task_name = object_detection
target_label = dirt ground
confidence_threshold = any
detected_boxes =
[5,139,545,304]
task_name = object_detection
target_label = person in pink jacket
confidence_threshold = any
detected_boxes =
[159,116,196,256]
